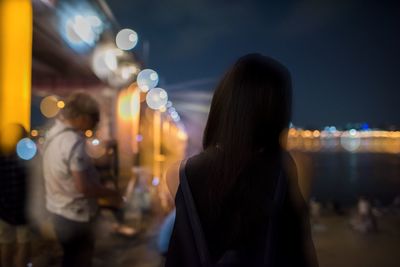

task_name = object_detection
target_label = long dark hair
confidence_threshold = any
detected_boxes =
[203,53,292,214]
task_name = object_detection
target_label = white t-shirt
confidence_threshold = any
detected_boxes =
[43,120,97,222]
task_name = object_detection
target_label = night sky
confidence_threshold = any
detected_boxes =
[107,0,400,128]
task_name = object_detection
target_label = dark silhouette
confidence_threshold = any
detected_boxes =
[0,124,31,267]
[166,54,318,266]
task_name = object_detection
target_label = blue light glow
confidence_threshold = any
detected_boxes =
[16,138,37,160]
[361,123,370,131]
[59,4,104,53]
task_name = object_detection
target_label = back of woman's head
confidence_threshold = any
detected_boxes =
[204,53,292,154]
[202,53,292,212]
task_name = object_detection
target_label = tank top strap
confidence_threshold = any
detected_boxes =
[179,159,212,266]
[264,168,288,266]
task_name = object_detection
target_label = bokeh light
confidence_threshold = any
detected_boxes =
[40,96,60,118]
[31,130,38,137]
[146,88,168,110]
[312,130,320,138]
[170,111,180,121]
[57,100,65,109]
[120,64,139,81]
[340,132,361,152]
[137,69,159,92]
[85,130,93,138]
[85,139,106,159]
[92,46,123,80]
[92,138,100,146]
[16,138,37,160]
[116,28,138,50]
[136,134,143,142]
[88,15,102,28]
[65,15,102,46]
[38,137,45,145]
[152,177,160,186]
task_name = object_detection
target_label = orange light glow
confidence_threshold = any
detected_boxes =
[302,130,312,138]
[117,85,140,121]
[312,130,320,138]
[40,96,60,118]
[31,129,38,137]
[57,100,65,109]
[85,130,93,138]
[0,0,32,133]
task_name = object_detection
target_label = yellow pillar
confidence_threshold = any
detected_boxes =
[153,111,161,179]
[0,0,33,133]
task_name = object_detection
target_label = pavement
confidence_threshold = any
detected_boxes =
[313,215,400,267]
[31,212,400,267]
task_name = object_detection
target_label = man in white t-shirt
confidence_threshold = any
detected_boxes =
[43,93,122,267]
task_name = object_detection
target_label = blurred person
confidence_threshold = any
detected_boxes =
[309,198,321,224]
[94,141,136,237]
[350,196,377,233]
[310,198,326,232]
[372,198,384,217]
[0,124,31,267]
[393,195,400,208]
[157,209,176,256]
[330,200,345,216]
[166,54,318,266]
[392,195,400,214]
[42,93,122,267]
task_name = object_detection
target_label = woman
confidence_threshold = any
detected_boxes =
[166,54,318,266]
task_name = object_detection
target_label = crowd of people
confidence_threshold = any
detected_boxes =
[308,195,400,234]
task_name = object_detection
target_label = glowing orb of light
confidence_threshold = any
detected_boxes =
[146,88,168,110]
[16,138,37,160]
[66,15,95,45]
[116,29,138,50]
[349,129,357,136]
[104,49,119,71]
[85,130,93,138]
[340,133,361,152]
[137,69,159,92]
[92,46,123,79]
[57,100,65,109]
[92,139,100,146]
[152,177,160,186]
[85,139,106,159]
[88,15,102,28]
[40,96,60,118]
[31,130,39,137]
[120,64,138,80]
[170,111,179,121]
[136,134,143,142]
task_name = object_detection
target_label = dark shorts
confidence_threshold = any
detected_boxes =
[52,214,95,267]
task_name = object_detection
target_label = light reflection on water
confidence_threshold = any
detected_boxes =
[308,152,400,205]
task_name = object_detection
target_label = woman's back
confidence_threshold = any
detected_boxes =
[166,148,316,266]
